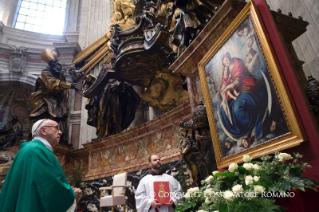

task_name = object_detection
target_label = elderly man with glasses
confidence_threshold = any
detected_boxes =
[0,119,82,212]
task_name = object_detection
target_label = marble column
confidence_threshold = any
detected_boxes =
[77,0,113,49]
[63,0,81,42]
[0,0,19,27]
[76,0,113,147]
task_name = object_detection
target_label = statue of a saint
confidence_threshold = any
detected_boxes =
[29,49,78,144]
[85,79,140,138]
[0,116,23,148]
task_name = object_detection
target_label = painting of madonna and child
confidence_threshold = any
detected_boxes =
[204,17,290,158]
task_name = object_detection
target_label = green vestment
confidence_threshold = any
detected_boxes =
[0,139,75,212]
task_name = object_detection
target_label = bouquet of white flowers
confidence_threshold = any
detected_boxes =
[175,152,319,212]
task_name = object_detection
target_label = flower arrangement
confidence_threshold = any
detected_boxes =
[175,152,319,212]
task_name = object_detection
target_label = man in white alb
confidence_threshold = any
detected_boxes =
[135,154,184,212]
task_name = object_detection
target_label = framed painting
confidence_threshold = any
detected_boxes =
[198,1,305,168]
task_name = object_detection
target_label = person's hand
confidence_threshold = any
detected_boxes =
[71,83,79,91]
[166,199,174,207]
[151,199,162,209]
[72,187,82,202]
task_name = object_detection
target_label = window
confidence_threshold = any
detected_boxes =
[15,0,67,35]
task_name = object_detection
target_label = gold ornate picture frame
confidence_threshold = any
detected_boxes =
[198,1,305,168]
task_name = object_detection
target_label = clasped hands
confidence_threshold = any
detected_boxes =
[72,187,82,202]
[151,199,174,209]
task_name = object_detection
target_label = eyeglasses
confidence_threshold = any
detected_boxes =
[43,126,59,131]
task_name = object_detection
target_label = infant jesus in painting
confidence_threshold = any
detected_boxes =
[220,66,240,100]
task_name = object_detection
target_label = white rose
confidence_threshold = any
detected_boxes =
[197,210,208,212]
[204,188,214,197]
[243,155,251,163]
[212,171,219,176]
[276,153,293,162]
[232,184,244,194]
[252,164,260,171]
[254,176,260,182]
[228,163,238,172]
[191,187,200,192]
[213,211,219,212]
[184,192,191,199]
[205,197,213,205]
[187,188,192,193]
[205,175,214,183]
[245,175,253,185]
[254,185,265,194]
[224,190,234,201]
[243,163,253,171]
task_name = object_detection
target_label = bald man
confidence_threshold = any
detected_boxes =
[0,119,82,212]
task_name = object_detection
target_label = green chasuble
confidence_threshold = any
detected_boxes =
[0,139,75,212]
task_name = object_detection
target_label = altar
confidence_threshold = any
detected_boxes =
[0,0,319,211]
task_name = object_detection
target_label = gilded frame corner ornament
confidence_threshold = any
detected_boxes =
[198,1,305,168]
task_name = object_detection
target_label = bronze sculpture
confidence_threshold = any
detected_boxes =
[85,79,140,138]
[179,101,217,185]
[71,0,226,111]
[29,49,78,144]
[65,0,226,139]
[0,116,23,148]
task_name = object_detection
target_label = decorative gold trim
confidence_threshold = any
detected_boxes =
[198,1,305,168]
[73,35,108,64]
[82,44,110,74]
[101,52,114,65]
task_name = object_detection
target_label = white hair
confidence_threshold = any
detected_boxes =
[32,119,49,138]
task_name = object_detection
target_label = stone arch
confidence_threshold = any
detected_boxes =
[0,73,37,86]
[0,73,36,139]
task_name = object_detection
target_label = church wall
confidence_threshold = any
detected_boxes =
[77,0,113,49]
[265,0,319,80]
[62,102,192,180]
[0,0,19,27]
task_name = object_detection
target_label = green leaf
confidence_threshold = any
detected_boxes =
[289,167,303,176]
[175,202,193,212]
[292,186,305,192]
[280,180,291,191]
[238,166,248,174]
[215,172,236,178]
[288,176,305,187]
[218,203,229,212]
